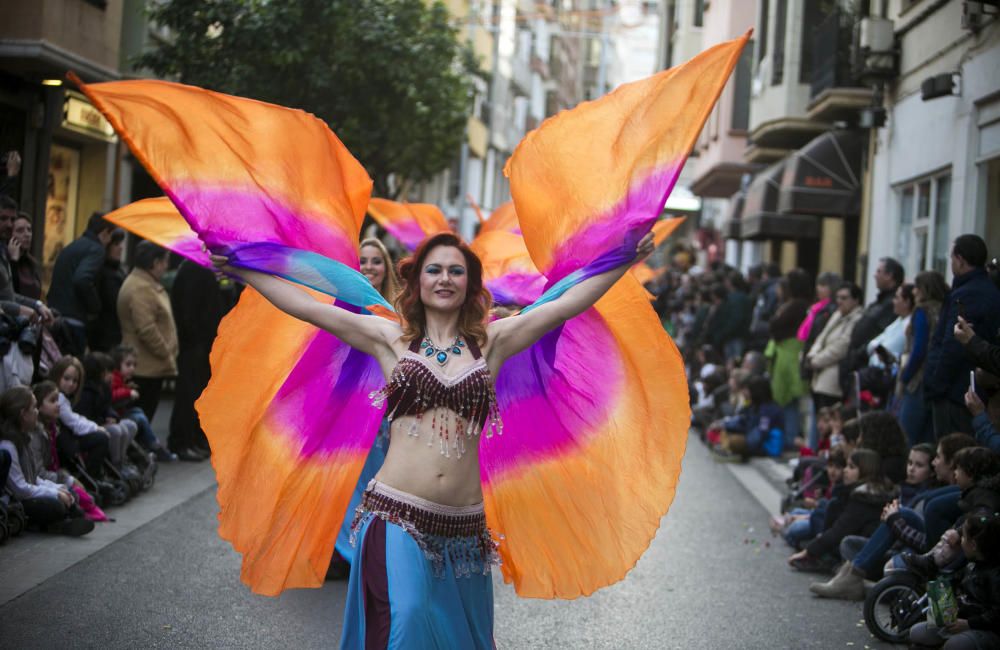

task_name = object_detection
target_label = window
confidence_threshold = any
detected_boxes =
[933,176,951,274]
[772,0,787,85]
[896,173,952,277]
[758,1,769,63]
[731,41,752,131]
[693,0,705,27]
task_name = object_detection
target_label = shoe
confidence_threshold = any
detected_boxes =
[769,514,787,535]
[809,562,865,600]
[50,517,95,537]
[901,552,938,579]
[154,447,178,462]
[790,555,835,574]
[174,447,205,462]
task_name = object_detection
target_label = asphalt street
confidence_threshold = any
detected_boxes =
[0,433,892,649]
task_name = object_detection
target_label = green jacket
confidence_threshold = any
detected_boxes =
[766,337,806,406]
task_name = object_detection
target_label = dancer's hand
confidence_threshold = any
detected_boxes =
[635,232,655,262]
[209,253,231,272]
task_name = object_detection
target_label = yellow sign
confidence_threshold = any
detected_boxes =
[62,92,116,141]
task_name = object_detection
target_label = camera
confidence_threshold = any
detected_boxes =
[17,319,39,353]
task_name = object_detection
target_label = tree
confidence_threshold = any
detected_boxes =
[137,0,479,198]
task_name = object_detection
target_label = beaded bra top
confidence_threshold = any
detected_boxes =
[369,336,502,459]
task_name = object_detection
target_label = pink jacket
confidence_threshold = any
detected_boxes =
[797,298,830,342]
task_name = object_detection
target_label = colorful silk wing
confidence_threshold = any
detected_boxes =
[74,75,387,595]
[470,229,545,307]
[105,196,211,267]
[481,33,749,598]
[367,197,451,251]
[504,34,748,284]
[478,201,521,235]
[652,216,686,247]
[106,197,393,317]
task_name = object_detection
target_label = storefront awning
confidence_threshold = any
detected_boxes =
[741,213,821,240]
[739,161,819,240]
[778,130,862,217]
[723,191,744,240]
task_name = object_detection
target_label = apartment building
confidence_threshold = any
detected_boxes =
[866,0,1000,289]
[0,0,134,286]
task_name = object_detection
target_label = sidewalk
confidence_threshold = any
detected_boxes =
[713,440,797,517]
[0,398,217,606]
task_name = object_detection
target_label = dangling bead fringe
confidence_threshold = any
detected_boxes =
[368,354,502,459]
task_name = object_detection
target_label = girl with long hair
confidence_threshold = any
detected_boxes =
[329,237,402,577]
[788,448,897,577]
[898,270,949,445]
[213,229,655,648]
[0,386,94,536]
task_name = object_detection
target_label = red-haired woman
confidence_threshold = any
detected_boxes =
[211,230,654,649]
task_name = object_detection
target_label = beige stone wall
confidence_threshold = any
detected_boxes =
[1,0,123,69]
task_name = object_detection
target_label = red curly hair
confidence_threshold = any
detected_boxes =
[395,233,491,346]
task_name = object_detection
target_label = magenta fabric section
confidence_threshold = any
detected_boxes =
[542,163,682,283]
[481,308,623,484]
[267,329,385,458]
[167,183,360,266]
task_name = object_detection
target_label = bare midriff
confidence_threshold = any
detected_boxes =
[374,407,484,507]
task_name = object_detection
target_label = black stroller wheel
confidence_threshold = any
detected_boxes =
[864,572,924,643]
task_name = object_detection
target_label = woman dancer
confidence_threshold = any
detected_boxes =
[329,237,401,576]
[213,230,655,648]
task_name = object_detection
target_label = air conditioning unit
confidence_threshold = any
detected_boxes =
[858,17,893,52]
[963,1,1000,32]
[853,17,897,82]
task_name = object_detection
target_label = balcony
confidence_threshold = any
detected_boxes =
[807,9,873,123]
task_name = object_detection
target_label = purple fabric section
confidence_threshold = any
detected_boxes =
[486,272,546,307]
[166,183,359,266]
[382,220,427,252]
[481,308,623,483]
[362,517,391,650]
[168,235,214,267]
[544,163,682,283]
[267,328,385,458]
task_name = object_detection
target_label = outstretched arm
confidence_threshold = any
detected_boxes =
[212,256,397,358]
[487,233,654,366]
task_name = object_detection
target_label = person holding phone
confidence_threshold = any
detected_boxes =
[924,235,1000,438]
[955,315,1000,377]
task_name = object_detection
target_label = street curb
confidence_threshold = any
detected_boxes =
[0,462,217,608]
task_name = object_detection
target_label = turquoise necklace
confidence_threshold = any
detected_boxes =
[420,335,465,366]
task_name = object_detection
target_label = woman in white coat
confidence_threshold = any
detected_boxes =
[805,282,863,409]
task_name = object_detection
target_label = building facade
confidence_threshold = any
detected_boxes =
[0,0,131,287]
[867,1,1000,293]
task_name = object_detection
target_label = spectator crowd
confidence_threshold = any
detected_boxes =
[0,153,237,543]
[656,232,1000,647]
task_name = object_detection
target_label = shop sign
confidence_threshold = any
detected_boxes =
[62,93,116,141]
[804,175,834,188]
